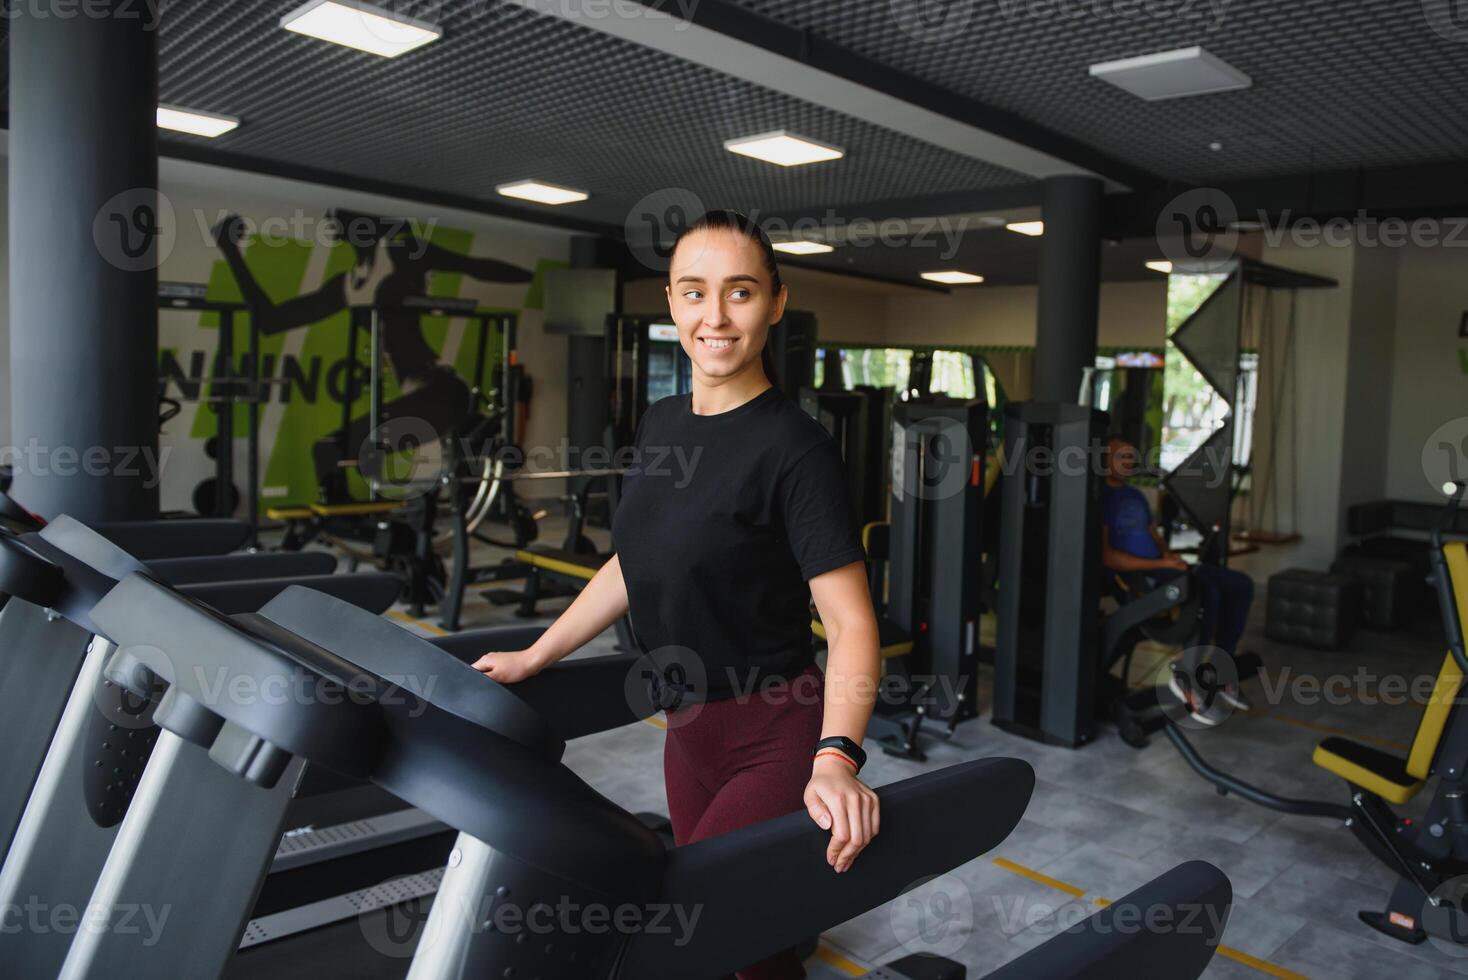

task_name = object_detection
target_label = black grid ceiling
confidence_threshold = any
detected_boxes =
[49,0,1030,227]
[735,0,1468,183]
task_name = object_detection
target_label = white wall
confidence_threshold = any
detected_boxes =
[884,279,1168,350]
[1232,241,1354,577]
[1385,243,1468,502]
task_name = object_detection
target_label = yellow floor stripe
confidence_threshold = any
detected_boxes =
[811,943,866,976]
[1216,945,1311,979]
[1243,707,1410,753]
[385,609,448,636]
[642,715,667,730]
[993,856,1310,979]
[991,857,1086,898]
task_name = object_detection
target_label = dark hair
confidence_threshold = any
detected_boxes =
[669,209,783,293]
[670,209,786,386]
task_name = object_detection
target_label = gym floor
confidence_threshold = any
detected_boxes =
[373,519,1460,980]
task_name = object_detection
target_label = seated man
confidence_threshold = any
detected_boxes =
[1101,437,1256,716]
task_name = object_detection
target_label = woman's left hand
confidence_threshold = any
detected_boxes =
[804,755,880,873]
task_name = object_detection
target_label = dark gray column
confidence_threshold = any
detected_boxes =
[1033,176,1103,404]
[565,237,620,511]
[9,3,160,520]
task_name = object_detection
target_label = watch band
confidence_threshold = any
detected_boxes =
[814,735,867,773]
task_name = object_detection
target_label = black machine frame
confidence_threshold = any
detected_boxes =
[157,282,261,542]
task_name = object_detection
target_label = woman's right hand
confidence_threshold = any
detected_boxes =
[471,649,545,683]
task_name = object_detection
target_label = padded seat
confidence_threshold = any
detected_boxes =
[309,501,405,517]
[1312,737,1423,805]
[514,547,610,582]
[1312,648,1464,804]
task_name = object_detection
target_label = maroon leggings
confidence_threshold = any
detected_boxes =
[663,662,826,980]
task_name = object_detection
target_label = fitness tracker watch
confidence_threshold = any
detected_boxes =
[813,735,867,774]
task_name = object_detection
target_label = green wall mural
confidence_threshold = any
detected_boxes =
[159,211,563,511]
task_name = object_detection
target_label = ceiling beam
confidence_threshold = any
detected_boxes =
[508,0,1155,192]
[1104,160,1468,237]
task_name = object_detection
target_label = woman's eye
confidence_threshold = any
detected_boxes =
[729,288,750,300]
[683,289,703,300]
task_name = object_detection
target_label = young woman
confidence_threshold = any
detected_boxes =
[472,210,882,979]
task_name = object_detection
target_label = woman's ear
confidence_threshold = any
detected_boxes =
[770,283,789,325]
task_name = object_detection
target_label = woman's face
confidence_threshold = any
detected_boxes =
[665,228,788,384]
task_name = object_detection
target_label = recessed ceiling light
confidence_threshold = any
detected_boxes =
[1145,260,1174,274]
[724,131,844,167]
[1006,220,1044,237]
[280,0,442,58]
[772,241,834,255]
[1208,140,1224,151]
[495,180,589,206]
[921,270,984,285]
[156,105,239,138]
[1089,46,1251,101]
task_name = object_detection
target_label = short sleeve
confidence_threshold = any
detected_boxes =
[778,438,867,581]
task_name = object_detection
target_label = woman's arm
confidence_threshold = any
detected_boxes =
[471,554,631,679]
[806,560,882,874]
[415,241,533,283]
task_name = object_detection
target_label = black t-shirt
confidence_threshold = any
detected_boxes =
[612,386,865,702]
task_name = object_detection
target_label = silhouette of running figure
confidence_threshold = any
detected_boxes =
[214,210,531,501]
